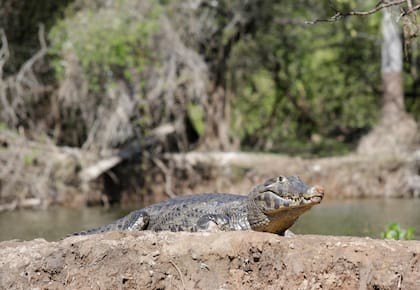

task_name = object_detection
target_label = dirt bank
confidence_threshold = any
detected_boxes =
[169,151,420,200]
[1,131,419,210]
[0,231,419,289]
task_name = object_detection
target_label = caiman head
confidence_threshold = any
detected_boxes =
[247,176,324,234]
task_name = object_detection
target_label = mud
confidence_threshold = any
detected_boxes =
[0,231,419,289]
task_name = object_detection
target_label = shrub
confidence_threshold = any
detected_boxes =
[49,0,161,92]
[381,223,415,240]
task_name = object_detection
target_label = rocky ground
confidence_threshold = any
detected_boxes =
[0,231,419,289]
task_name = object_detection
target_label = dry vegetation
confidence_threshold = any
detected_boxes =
[0,0,419,210]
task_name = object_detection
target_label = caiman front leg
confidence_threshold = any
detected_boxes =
[196,214,230,232]
[125,210,150,231]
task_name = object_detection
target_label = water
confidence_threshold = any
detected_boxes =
[0,199,419,241]
[0,207,131,241]
[291,199,420,238]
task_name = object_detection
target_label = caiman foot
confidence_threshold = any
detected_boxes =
[127,211,150,231]
[197,214,230,232]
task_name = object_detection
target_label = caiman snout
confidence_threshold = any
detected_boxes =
[309,185,324,203]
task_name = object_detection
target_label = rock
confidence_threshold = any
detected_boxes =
[0,231,419,289]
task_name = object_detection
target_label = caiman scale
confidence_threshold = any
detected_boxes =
[74,176,324,236]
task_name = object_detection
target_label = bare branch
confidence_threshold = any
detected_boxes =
[0,29,10,76]
[406,0,413,9]
[306,0,407,24]
[0,30,18,125]
[399,3,420,18]
[16,23,47,85]
[152,157,176,199]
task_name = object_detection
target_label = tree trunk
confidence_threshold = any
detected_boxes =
[199,86,233,150]
[357,6,418,155]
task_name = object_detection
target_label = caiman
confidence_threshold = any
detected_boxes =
[73,176,324,236]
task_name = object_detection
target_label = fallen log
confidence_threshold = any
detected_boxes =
[79,123,177,182]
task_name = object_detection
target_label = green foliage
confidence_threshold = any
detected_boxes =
[228,1,383,155]
[49,0,161,92]
[187,103,205,137]
[381,223,416,240]
[26,0,420,154]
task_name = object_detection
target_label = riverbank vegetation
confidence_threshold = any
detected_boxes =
[0,0,419,209]
[381,222,416,240]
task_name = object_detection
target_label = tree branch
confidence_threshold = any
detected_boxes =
[16,24,47,85]
[306,0,407,24]
[399,3,420,18]
[0,29,10,76]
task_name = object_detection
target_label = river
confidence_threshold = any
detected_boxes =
[0,199,419,241]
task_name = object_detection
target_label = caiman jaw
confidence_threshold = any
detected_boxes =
[253,176,325,213]
[277,185,325,209]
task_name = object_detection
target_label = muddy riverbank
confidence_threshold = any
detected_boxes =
[1,231,419,289]
[1,149,420,211]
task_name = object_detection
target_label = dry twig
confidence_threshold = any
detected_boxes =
[152,157,176,198]
[169,260,186,290]
[0,29,10,74]
[306,0,415,24]
[16,24,47,85]
[0,24,49,127]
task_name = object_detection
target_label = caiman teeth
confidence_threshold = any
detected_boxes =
[311,196,323,203]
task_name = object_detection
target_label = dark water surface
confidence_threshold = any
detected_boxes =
[1,199,419,241]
